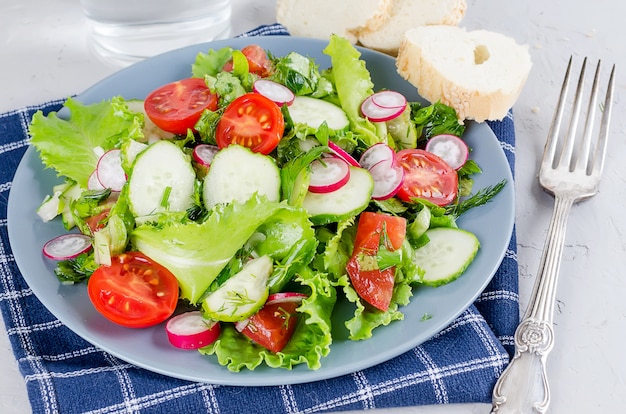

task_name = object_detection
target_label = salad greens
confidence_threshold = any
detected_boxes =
[29,34,505,371]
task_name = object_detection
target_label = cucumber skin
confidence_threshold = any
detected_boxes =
[302,167,373,225]
[412,227,480,287]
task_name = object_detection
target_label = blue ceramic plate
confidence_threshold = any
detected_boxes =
[8,36,514,386]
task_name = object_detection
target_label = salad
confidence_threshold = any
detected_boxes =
[29,35,505,372]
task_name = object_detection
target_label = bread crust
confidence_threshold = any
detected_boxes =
[276,0,392,44]
[396,26,532,122]
[358,0,467,55]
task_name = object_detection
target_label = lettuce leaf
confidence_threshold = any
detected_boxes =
[200,265,336,371]
[192,47,233,78]
[322,35,382,147]
[29,97,142,188]
[130,195,316,304]
[336,273,412,340]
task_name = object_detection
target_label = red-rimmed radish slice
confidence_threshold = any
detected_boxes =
[166,311,221,350]
[369,162,405,200]
[43,233,92,260]
[96,149,126,192]
[88,170,106,191]
[327,141,360,167]
[371,90,407,109]
[253,79,295,106]
[308,157,351,193]
[359,143,396,171]
[425,134,469,170]
[360,91,407,122]
[192,144,220,167]
[265,292,308,305]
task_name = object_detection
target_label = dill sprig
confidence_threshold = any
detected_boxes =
[448,179,507,218]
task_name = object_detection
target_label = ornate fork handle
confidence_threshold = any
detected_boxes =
[491,194,575,414]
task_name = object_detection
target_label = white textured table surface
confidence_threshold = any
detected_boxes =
[2,1,625,413]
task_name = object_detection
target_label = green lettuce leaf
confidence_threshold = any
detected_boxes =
[322,35,382,147]
[200,265,336,371]
[336,273,411,340]
[29,97,141,188]
[130,195,315,304]
[192,47,233,78]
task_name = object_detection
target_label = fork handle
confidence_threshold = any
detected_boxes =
[491,194,575,414]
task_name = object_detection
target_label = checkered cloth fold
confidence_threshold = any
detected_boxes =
[0,24,518,413]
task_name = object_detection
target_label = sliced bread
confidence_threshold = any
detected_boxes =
[358,0,467,56]
[396,25,532,122]
[275,0,392,44]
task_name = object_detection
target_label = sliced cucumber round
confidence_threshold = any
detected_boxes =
[203,145,281,209]
[288,96,349,130]
[302,166,373,225]
[412,227,480,287]
[127,140,195,217]
[202,255,273,322]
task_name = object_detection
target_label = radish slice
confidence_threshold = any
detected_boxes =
[369,162,405,200]
[96,149,126,191]
[359,143,396,171]
[265,292,308,305]
[192,144,219,167]
[371,90,407,109]
[360,91,407,122]
[425,134,469,170]
[308,157,351,193]
[166,311,221,350]
[327,141,360,167]
[253,79,295,106]
[43,233,92,260]
[88,170,106,191]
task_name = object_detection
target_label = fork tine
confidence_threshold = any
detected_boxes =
[543,57,573,171]
[590,62,616,176]
[575,59,601,173]
[558,57,588,170]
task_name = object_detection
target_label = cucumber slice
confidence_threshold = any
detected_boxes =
[288,96,349,130]
[127,140,196,217]
[203,145,281,209]
[302,166,373,225]
[202,255,273,322]
[412,227,480,287]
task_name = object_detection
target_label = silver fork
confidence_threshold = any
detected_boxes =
[491,57,616,414]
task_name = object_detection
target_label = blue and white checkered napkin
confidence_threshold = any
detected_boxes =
[0,24,519,413]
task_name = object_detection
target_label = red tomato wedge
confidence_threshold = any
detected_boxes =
[346,212,406,311]
[222,44,273,77]
[395,149,459,206]
[215,93,284,155]
[236,298,302,353]
[87,252,179,328]
[144,77,218,135]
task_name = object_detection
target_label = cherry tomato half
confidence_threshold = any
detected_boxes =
[239,300,300,353]
[144,78,218,135]
[215,93,284,155]
[222,44,273,77]
[346,212,406,311]
[395,149,459,206]
[87,252,179,328]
